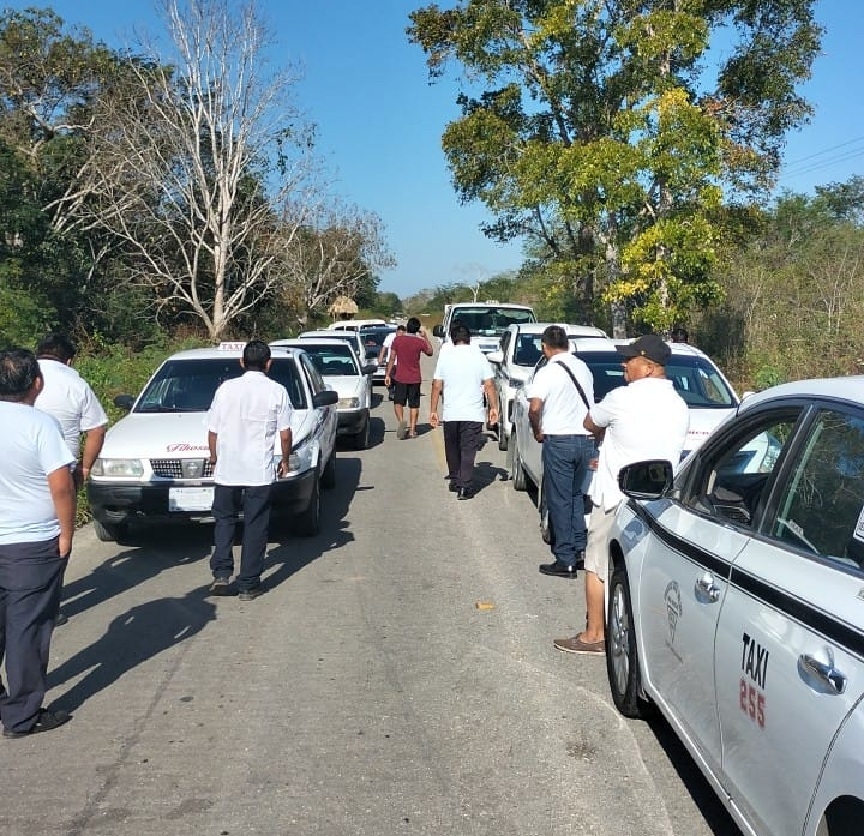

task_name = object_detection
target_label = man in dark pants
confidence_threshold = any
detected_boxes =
[527,325,595,578]
[207,341,293,601]
[429,323,499,499]
[0,348,76,737]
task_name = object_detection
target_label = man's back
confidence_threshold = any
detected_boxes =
[434,345,493,423]
[391,334,428,384]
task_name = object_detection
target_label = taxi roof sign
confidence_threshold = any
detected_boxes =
[218,341,246,351]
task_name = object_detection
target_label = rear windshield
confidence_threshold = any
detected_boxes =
[514,333,604,367]
[449,306,535,337]
[360,327,396,358]
[575,351,737,407]
[134,357,306,413]
[297,343,360,376]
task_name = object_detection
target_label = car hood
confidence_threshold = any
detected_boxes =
[322,376,364,398]
[508,364,533,382]
[684,407,737,452]
[102,410,316,458]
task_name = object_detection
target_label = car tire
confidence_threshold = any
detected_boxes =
[353,418,370,450]
[539,486,554,546]
[509,431,528,492]
[321,448,336,489]
[294,472,321,537]
[497,410,509,451]
[606,564,648,718]
[93,519,127,544]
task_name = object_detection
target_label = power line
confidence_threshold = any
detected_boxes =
[782,135,864,169]
[781,147,864,180]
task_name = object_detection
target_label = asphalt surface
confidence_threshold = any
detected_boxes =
[2,355,742,835]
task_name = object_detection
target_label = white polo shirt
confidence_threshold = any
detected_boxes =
[433,345,494,423]
[35,359,108,458]
[588,377,689,511]
[207,371,293,487]
[0,402,76,544]
[526,353,594,435]
[382,331,399,367]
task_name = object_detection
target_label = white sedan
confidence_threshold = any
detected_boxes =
[607,376,864,836]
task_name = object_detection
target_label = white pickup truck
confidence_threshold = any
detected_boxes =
[432,301,536,355]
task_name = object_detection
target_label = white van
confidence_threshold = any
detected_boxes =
[327,318,386,332]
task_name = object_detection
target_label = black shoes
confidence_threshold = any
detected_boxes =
[55,612,68,627]
[449,482,460,493]
[238,586,263,602]
[539,561,578,578]
[3,708,71,739]
[209,578,234,596]
[457,488,475,500]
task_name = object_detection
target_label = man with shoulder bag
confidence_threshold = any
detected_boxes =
[526,325,596,578]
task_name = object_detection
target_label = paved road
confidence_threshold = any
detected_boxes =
[3,357,742,836]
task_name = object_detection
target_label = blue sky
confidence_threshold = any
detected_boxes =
[12,1,864,297]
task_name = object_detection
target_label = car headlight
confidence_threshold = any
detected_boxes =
[91,458,144,477]
[337,397,361,409]
[277,437,316,477]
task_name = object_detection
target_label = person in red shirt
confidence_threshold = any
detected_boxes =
[384,317,433,439]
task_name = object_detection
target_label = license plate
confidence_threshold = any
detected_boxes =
[168,487,214,512]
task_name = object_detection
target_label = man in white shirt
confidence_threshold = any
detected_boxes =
[526,325,596,578]
[553,333,689,655]
[34,333,108,487]
[378,324,405,401]
[0,348,76,737]
[429,323,499,499]
[207,341,293,601]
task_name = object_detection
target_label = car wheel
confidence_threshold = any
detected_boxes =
[353,418,370,450]
[497,412,509,451]
[294,473,321,537]
[93,519,127,544]
[509,431,528,492]
[321,448,337,489]
[539,486,554,546]
[606,564,647,718]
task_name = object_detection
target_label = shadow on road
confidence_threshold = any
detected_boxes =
[473,459,509,493]
[646,712,742,835]
[50,585,216,713]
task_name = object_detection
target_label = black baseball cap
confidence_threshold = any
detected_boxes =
[616,334,671,365]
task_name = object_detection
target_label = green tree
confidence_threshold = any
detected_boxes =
[408,0,821,334]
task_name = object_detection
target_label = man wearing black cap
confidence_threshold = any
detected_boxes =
[553,334,689,655]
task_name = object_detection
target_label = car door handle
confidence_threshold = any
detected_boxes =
[800,654,847,694]
[694,572,721,603]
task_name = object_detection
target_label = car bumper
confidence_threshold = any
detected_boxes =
[336,408,369,435]
[88,470,317,525]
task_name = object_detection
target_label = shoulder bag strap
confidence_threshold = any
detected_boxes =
[554,360,591,412]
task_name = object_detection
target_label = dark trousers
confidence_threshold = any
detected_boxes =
[542,435,595,568]
[443,420,484,490]
[0,538,65,733]
[210,484,272,592]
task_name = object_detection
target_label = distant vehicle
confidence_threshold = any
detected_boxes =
[269,338,375,449]
[508,337,739,545]
[292,330,365,365]
[432,301,537,354]
[608,376,864,836]
[357,325,398,383]
[486,322,607,451]
[327,318,387,332]
[87,344,338,542]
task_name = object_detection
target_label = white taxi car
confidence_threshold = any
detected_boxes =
[607,377,864,836]
[87,344,338,542]
[486,322,607,451]
[270,337,374,449]
[508,337,739,545]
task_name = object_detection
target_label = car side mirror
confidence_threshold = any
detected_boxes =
[312,390,339,408]
[363,363,377,375]
[432,324,444,338]
[486,350,504,365]
[113,394,134,411]
[618,459,674,500]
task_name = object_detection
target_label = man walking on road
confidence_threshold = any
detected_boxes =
[527,325,596,579]
[0,348,76,737]
[384,316,433,439]
[429,323,499,500]
[207,341,293,601]
[378,324,405,401]
[553,334,688,654]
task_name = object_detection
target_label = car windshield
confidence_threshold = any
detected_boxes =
[298,343,360,376]
[513,334,605,367]
[134,357,307,413]
[576,351,737,407]
[450,307,535,337]
[360,327,396,358]
[304,332,359,354]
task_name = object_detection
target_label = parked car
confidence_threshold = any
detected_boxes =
[431,301,537,354]
[486,323,607,451]
[508,337,739,544]
[296,329,365,365]
[326,318,387,332]
[357,325,397,383]
[270,337,375,449]
[87,344,338,542]
[606,376,864,836]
